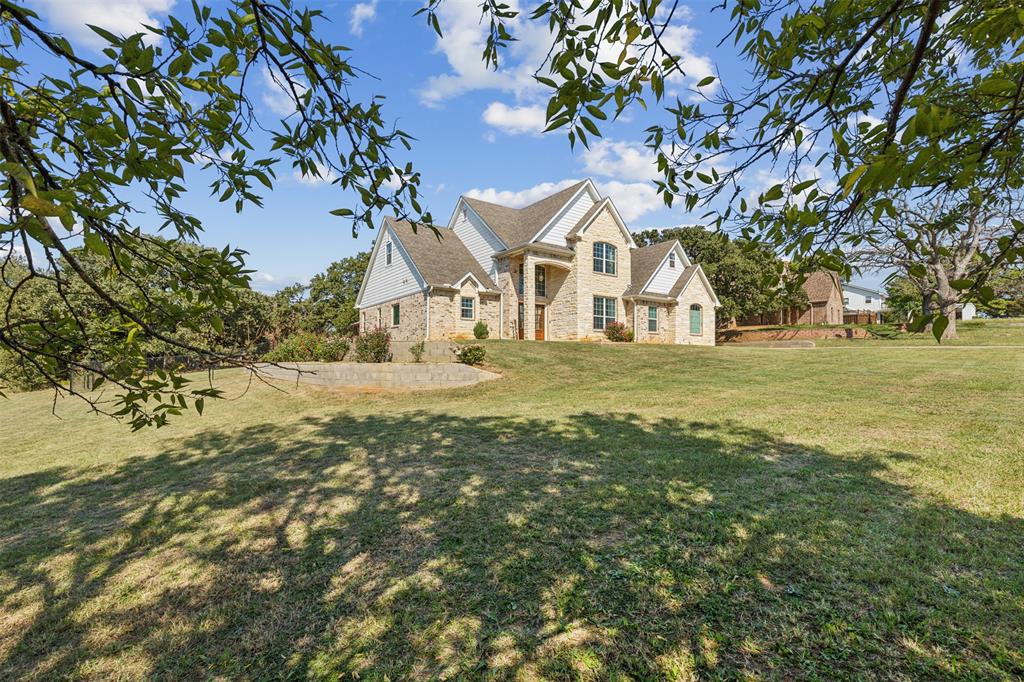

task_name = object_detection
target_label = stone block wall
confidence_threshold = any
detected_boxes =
[632,300,675,343]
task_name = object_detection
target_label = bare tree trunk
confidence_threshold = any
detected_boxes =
[935,281,959,340]
[922,290,934,331]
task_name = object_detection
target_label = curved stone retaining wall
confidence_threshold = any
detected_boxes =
[257,362,499,390]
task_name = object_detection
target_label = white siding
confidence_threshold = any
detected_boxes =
[358,225,425,308]
[644,247,688,295]
[537,190,596,246]
[452,204,503,281]
[842,287,884,311]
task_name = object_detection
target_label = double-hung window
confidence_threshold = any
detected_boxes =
[391,303,400,326]
[648,305,658,332]
[668,252,676,268]
[593,296,616,330]
[593,242,617,274]
[461,296,475,320]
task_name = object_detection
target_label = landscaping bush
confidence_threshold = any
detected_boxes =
[453,344,486,366]
[473,321,489,339]
[354,328,392,363]
[409,340,425,363]
[604,321,634,342]
[262,332,349,363]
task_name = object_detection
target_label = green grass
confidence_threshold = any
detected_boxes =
[813,317,1024,346]
[1,338,1023,679]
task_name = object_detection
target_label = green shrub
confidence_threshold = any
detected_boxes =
[473,321,489,339]
[453,344,486,366]
[604,321,634,342]
[354,328,392,363]
[409,340,426,363]
[262,332,348,362]
[0,348,50,393]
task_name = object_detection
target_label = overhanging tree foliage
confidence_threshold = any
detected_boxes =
[0,1,427,427]
[445,0,1024,338]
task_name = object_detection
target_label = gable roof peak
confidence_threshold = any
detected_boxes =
[460,179,596,247]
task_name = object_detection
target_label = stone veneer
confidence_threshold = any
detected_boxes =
[570,206,632,340]
[674,274,716,345]
[359,290,427,342]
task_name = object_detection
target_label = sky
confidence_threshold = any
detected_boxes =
[25,0,886,292]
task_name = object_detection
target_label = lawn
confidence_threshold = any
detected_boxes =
[815,317,1024,346]
[1,336,1022,679]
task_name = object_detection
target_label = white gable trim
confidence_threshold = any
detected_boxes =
[640,241,691,294]
[455,272,490,291]
[355,218,428,308]
[529,179,601,244]
[448,197,508,249]
[570,197,638,249]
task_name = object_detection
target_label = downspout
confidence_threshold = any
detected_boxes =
[425,287,431,340]
[499,289,504,339]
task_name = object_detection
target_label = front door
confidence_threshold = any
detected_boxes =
[535,304,545,340]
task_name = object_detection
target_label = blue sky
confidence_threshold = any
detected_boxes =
[27,0,886,291]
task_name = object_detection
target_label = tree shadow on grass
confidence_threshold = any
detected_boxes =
[0,412,1022,679]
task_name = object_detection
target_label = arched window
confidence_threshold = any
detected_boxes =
[593,242,617,274]
[689,304,703,335]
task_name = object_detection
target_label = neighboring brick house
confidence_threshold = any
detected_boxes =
[738,270,845,326]
[355,179,720,345]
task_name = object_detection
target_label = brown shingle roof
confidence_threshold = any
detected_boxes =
[463,181,588,247]
[624,241,676,296]
[802,270,841,303]
[386,217,497,290]
[668,265,700,298]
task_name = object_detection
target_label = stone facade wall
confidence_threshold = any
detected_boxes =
[675,276,717,346]
[631,300,676,343]
[571,206,632,340]
[359,290,427,342]
[426,283,500,340]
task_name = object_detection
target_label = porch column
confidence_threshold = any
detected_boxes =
[523,253,536,340]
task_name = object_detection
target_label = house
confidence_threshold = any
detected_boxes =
[842,282,885,323]
[355,179,720,344]
[737,270,845,326]
[842,283,885,313]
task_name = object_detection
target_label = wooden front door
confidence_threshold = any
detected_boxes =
[535,304,545,340]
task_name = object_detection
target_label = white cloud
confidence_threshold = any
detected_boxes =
[744,165,837,207]
[349,0,378,37]
[293,162,337,186]
[249,271,306,293]
[417,0,554,106]
[261,67,307,117]
[482,102,546,135]
[580,139,659,182]
[32,0,174,49]
[465,177,662,222]
[465,179,581,207]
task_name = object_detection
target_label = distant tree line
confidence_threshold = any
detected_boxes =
[1,243,371,393]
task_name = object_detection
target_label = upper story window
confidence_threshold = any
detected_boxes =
[593,242,617,275]
[668,252,676,268]
[865,296,873,304]
[517,265,524,295]
[385,241,393,266]
[461,296,475,320]
[535,266,546,297]
[843,297,850,306]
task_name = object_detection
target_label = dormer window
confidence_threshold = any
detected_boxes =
[593,242,617,275]
[385,241,393,266]
[669,252,676,268]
